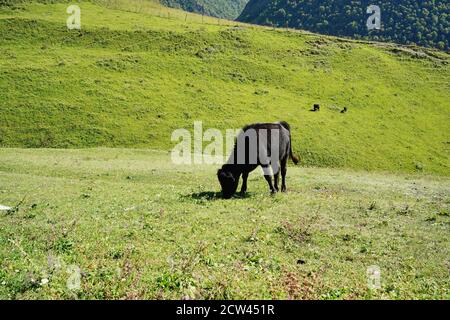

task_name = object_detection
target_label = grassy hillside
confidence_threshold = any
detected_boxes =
[1,149,449,299]
[0,0,449,175]
[161,0,248,19]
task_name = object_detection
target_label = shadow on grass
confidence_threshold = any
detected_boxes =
[185,191,255,201]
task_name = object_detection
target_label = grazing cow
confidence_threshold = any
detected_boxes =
[217,121,299,199]
[311,104,320,112]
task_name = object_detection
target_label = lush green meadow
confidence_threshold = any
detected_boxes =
[0,148,449,299]
[0,0,449,174]
[0,1,449,300]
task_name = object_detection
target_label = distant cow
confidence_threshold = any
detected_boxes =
[217,121,299,199]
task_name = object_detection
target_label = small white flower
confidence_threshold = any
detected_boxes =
[40,278,49,285]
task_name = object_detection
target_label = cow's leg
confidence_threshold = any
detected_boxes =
[241,171,249,194]
[281,157,288,192]
[264,175,276,194]
[273,163,280,192]
[262,165,276,194]
[274,173,279,192]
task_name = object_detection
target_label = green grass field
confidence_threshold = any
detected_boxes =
[0,148,449,299]
[0,1,449,300]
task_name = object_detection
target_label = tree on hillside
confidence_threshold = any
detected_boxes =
[238,0,450,51]
[160,0,249,19]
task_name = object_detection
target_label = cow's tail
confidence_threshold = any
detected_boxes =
[279,121,300,165]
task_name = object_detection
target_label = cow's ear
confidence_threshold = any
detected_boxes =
[218,169,227,180]
[226,171,235,182]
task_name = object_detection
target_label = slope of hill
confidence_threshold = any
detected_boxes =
[238,0,450,51]
[0,0,449,175]
[160,0,248,19]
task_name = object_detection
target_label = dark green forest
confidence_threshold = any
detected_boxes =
[238,0,449,50]
[160,0,248,19]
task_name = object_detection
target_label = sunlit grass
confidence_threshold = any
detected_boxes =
[0,148,449,299]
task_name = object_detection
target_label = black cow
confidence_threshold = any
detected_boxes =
[217,121,299,199]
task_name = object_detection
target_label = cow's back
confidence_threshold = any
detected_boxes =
[228,122,291,166]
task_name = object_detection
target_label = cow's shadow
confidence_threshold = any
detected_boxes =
[187,191,254,201]
[190,191,221,201]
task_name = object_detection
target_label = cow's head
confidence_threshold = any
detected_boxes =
[217,167,239,199]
